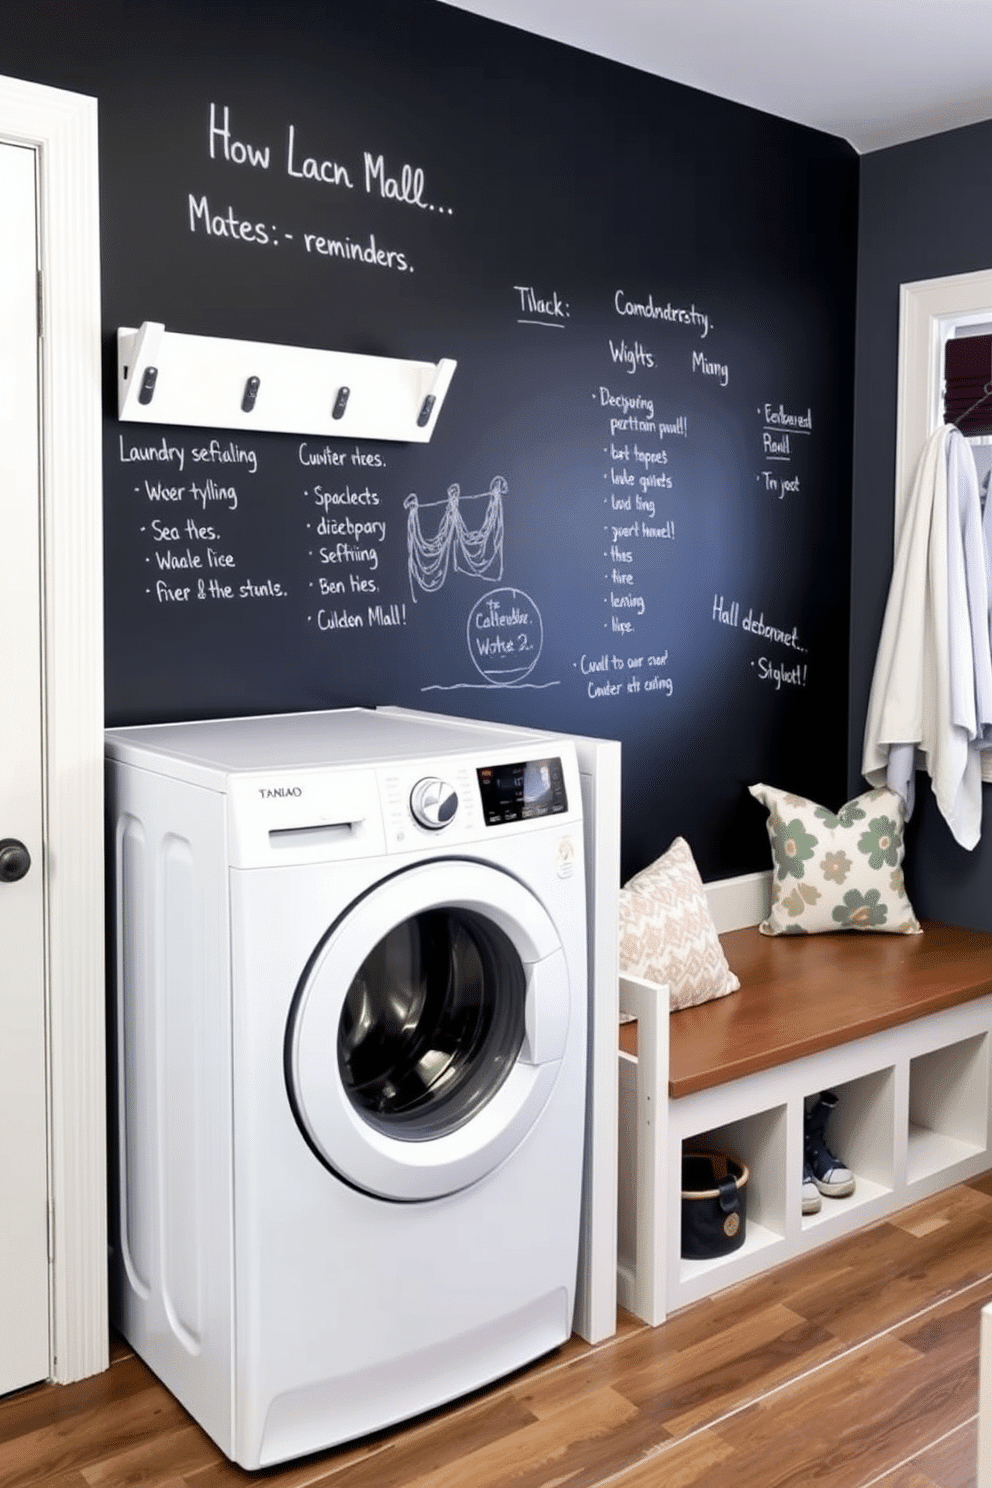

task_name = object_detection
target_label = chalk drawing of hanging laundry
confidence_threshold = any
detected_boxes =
[404,476,505,601]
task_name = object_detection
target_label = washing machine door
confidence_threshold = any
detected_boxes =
[285,858,571,1200]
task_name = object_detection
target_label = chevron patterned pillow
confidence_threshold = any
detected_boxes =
[618,836,740,1012]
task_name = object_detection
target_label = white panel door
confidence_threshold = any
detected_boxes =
[0,138,50,1395]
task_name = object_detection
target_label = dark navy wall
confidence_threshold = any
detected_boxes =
[3,0,857,883]
[854,126,992,931]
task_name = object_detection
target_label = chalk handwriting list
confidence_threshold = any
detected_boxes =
[304,472,408,633]
[596,380,681,640]
[120,436,288,604]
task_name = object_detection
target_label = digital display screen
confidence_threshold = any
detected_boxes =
[476,757,568,826]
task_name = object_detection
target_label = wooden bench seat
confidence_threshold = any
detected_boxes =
[667,919,992,1098]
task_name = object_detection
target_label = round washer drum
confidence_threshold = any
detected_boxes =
[285,858,571,1201]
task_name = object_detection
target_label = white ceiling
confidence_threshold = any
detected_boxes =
[439,0,992,153]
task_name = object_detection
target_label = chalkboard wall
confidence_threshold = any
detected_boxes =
[4,0,858,881]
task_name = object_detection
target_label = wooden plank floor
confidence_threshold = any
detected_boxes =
[3,1173,991,1488]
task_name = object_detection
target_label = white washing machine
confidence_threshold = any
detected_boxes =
[105,705,588,1468]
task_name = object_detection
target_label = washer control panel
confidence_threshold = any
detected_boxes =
[378,742,580,851]
[476,756,568,827]
[409,777,459,830]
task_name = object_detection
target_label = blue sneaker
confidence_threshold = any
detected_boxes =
[805,1091,855,1198]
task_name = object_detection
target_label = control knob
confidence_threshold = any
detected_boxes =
[410,777,458,831]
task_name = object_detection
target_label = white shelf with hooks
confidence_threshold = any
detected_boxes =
[117,322,456,443]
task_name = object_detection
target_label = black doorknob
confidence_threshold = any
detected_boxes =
[0,838,31,883]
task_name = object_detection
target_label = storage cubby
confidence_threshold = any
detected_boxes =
[907,1033,990,1185]
[802,1069,895,1232]
[679,1105,788,1287]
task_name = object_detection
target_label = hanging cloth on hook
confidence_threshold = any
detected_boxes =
[862,424,992,849]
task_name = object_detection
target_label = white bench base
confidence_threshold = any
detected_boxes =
[616,872,992,1326]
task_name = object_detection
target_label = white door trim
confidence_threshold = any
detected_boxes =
[0,75,105,1384]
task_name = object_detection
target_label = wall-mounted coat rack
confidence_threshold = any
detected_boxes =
[117,322,456,443]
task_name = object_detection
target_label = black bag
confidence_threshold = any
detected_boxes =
[680,1150,748,1259]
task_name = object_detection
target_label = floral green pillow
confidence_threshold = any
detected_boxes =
[748,783,921,936]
